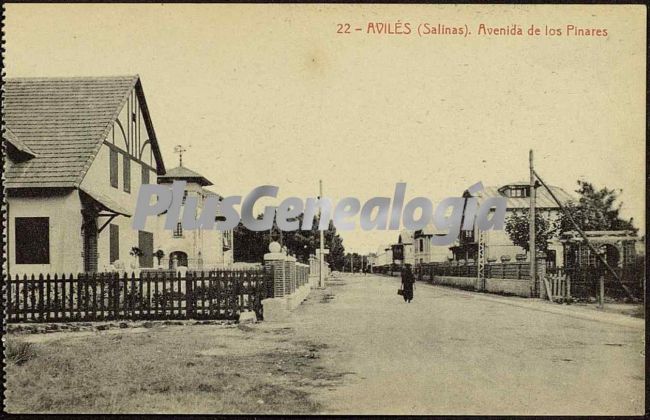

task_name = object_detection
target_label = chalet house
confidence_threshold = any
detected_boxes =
[4,75,234,277]
[5,76,166,276]
[449,181,573,266]
[413,223,453,265]
[389,230,416,267]
[156,165,234,270]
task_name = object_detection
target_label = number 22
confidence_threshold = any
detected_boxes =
[337,23,351,34]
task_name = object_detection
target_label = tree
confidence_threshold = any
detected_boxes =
[233,218,269,263]
[233,212,346,266]
[343,252,369,272]
[557,181,637,234]
[504,210,558,254]
[323,220,346,271]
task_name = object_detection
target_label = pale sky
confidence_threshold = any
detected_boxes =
[5,4,646,253]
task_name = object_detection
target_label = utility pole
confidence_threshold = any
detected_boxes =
[529,150,537,296]
[350,254,353,273]
[319,180,325,288]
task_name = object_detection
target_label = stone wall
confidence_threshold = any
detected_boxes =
[431,275,533,297]
[431,275,477,291]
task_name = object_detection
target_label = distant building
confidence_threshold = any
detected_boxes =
[558,230,638,268]
[156,165,233,270]
[373,244,393,268]
[450,181,573,266]
[390,230,416,267]
[5,76,166,276]
[412,223,453,265]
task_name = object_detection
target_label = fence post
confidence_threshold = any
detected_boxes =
[536,253,547,299]
[598,274,605,309]
[186,271,194,318]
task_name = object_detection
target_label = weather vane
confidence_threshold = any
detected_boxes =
[173,145,187,167]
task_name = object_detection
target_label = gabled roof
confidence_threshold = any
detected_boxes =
[415,222,447,237]
[4,75,165,188]
[158,165,213,186]
[467,184,573,209]
[398,229,414,244]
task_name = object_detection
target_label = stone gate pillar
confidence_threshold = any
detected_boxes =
[264,242,287,298]
[287,255,297,295]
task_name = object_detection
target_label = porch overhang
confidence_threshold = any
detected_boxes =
[79,188,132,217]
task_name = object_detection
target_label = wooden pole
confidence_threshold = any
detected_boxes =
[529,150,537,296]
[599,274,605,309]
[319,180,325,288]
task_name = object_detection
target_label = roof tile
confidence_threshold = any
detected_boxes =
[4,76,139,188]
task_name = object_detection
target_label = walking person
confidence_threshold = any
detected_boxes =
[401,264,415,303]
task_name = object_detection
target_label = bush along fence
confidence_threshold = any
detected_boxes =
[6,269,270,323]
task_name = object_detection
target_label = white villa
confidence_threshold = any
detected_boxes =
[449,181,573,266]
[156,165,234,270]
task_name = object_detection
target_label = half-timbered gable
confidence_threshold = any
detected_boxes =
[5,75,165,275]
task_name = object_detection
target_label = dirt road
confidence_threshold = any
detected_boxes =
[283,274,645,415]
[6,273,644,415]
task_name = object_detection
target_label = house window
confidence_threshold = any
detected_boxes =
[123,155,131,193]
[173,222,183,238]
[419,239,424,252]
[110,149,118,188]
[109,224,119,263]
[508,187,530,198]
[623,242,635,264]
[15,217,49,264]
[141,164,150,185]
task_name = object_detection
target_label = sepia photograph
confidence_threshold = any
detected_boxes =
[2,3,646,416]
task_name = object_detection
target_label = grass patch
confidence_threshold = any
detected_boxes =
[4,325,336,414]
[5,340,38,365]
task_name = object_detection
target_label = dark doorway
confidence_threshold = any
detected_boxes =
[82,214,98,273]
[602,244,620,268]
[169,251,188,269]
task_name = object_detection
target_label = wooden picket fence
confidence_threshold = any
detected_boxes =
[6,269,271,323]
[545,271,569,301]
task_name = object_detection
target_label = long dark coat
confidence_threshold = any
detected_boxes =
[401,269,415,301]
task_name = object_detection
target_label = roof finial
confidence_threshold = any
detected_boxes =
[173,145,187,167]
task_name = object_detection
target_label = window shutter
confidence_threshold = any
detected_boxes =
[110,149,118,188]
[141,164,150,185]
[123,154,131,193]
[109,224,120,263]
[138,231,154,268]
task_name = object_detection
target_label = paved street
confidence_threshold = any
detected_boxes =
[282,274,645,415]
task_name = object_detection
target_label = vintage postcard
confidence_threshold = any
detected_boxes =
[2,3,646,416]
